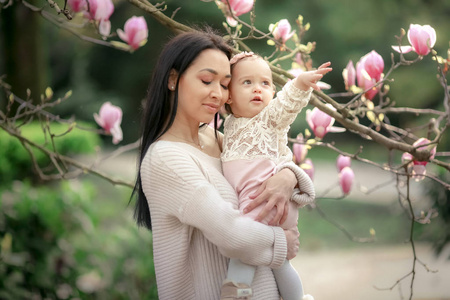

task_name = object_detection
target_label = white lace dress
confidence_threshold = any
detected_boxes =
[221,80,314,228]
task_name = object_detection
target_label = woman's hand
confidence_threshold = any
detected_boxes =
[284,226,300,260]
[244,168,297,226]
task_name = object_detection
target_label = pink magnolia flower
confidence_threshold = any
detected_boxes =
[392,24,437,56]
[222,0,253,16]
[356,51,384,100]
[86,0,114,20]
[362,50,384,81]
[117,16,148,50]
[221,0,253,26]
[412,137,436,164]
[339,166,354,195]
[85,0,114,36]
[342,60,356,91]
[401,137,436,181]
[336,154,351,172]
[301,158,314,181]
[68,0,87,12]
[401,152,413,164]
[94,102,123,144]
[271,19,295,44]
[292,134,308,164]
[306,104,345,139]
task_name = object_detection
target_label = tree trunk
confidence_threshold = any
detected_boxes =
[1,2,48,106]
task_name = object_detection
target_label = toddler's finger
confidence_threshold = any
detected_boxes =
[319,61,332,68]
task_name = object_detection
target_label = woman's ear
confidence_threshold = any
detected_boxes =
[168,69,178,91]
[226,98,232,104]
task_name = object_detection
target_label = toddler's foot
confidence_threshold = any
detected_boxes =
[220,280,252,300]
[303,294,314,300]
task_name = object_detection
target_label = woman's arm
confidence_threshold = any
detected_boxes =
[244,162,315,225]
[142,143,288,268]
[244,168,297,225]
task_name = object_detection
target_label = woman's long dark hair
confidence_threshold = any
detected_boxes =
[131,29,232,230]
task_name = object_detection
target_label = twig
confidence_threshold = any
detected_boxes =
[1,124,134,188]
[314,202,376,243]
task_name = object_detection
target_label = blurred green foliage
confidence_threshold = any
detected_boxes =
[0,179,157,300]
[0,122,100,184]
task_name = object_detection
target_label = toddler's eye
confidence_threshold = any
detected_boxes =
[243,80,251,85]
[263,81,270,86]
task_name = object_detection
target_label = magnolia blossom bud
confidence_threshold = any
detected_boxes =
[85,0,114,21]
[339,167,354,195]
[306,105,345,139]
[68,0,87,12]
[222,0,253,16]
[342,60,356,91]
[363,51,384,81]
[412,138,436,164]
[302,158,314,181]
[220,0,253,26]
[293,134,308,164]
[401,137,436,181]
[94,102,123,144]
[336,154,351,172]
[356,50,384,100]
[117,16,148,50]
[271,19,295,43]
[84,0,114,37]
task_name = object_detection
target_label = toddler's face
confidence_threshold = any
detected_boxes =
[227,57,275,118]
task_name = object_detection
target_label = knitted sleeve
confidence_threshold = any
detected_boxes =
[278,161,315,207]
[141,143,287,268]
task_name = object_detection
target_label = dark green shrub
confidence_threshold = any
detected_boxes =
[0,180,157,299]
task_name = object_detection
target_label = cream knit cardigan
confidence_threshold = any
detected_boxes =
[141,140,291,300]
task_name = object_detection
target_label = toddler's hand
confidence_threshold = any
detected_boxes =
[295,61,332,91]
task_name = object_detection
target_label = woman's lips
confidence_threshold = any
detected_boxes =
[203,103,219,113]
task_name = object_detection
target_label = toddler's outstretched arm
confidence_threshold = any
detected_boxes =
[294,62,332,91]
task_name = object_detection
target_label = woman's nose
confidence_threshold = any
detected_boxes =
[211,83,223,99]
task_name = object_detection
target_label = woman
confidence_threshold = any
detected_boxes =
[133,29,308,300]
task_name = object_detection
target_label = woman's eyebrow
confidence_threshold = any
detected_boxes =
[200,68,231,78]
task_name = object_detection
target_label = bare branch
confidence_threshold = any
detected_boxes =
[1,124,135,188]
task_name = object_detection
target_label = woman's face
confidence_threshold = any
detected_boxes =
[175,49,231,125]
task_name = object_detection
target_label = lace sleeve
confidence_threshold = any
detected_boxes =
[267,80,312,129]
